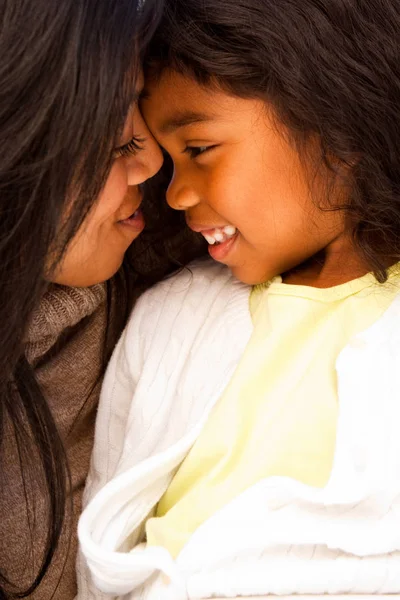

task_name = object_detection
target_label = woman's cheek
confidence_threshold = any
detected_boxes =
[96,160,129,221]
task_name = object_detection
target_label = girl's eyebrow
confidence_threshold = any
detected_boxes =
[158,110,217,134]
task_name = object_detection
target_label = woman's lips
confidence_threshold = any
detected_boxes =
[118,207,145,232]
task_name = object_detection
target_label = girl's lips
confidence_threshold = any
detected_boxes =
[118,207,145,232]
[208,231,239,261]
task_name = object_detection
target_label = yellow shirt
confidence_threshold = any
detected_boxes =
[146,268,400,558]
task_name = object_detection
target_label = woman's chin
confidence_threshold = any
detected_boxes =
[49,254,127,287]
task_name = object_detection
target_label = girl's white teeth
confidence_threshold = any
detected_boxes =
[223,225,236,236]
[202,226,237,245]
[204,234,217,245]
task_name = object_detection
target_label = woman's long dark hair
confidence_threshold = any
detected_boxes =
[0,0,163,597]
[146,0,400,281]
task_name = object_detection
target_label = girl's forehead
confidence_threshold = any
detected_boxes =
[143,70,218,115]
[142,70,266,133]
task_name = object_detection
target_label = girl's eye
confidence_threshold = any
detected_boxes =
[113,135,145,159]
[184,145,215,159]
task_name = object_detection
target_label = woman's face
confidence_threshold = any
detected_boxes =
[50,92,163,287]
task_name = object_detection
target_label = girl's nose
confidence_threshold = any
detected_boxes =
[166,174,200,211]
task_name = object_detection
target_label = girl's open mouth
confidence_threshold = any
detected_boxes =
[207,229,239,261]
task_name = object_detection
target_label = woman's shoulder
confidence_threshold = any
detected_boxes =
[134,257,249,317]
[122,258,251,353]
[146,256,242,293]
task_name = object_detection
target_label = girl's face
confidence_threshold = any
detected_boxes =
[51,79,163,287]
[142,70,360,286]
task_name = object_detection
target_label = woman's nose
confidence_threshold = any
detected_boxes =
[166,173,200,211]
[127,110,164,185]
[133,132,164,183]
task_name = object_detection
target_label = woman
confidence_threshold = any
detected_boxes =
[0,1,204,598]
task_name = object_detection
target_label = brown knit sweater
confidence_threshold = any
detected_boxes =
[0,194,205,599]
[0,283,111,600]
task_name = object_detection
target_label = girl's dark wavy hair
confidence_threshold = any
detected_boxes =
[0,0,170,598]
[146,0,400,281]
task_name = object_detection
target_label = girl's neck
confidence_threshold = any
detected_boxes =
[282,236,372,288]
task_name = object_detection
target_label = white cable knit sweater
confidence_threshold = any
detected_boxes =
[77,259,400,599]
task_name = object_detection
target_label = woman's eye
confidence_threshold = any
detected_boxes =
[184,145,215,159]
[113,135,145,159]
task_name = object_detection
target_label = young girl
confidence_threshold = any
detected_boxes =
[77,0,400,598]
